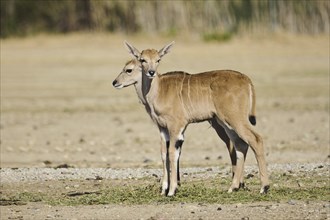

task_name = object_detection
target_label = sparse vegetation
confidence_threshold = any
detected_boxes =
[1,172,329,206]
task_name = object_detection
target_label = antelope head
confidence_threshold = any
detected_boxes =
[124,41,175,78]
[112,59,142,89]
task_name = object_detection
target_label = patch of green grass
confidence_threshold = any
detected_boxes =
[203,32,232,42]
[4,173,329,206]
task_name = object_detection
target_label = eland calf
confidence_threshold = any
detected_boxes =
[113,42,269,196]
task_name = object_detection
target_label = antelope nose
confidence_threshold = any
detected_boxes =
[112,80,117,87]
[148,71,155,76]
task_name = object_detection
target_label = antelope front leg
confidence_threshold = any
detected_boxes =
[159,128,170,195]
[239,146,248,189]
[167,128,185,196]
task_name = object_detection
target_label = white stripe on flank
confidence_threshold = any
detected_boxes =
[249,84,253,115]
[179,73,187,116]
[186,74,193,118]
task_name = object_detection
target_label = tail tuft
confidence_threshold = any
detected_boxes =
[249,115,256,126]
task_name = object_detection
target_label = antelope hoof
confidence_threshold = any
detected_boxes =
[167,188,177,197]
[161,181,169,196]
[239,182,250,191]
[227,187,239,193]
[260,185,270,194]
[228,182,240,193]
[161,187,169,196]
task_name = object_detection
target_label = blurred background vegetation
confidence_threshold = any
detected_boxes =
[0,0,329,39]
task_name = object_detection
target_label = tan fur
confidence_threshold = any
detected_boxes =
[147,70,269,196]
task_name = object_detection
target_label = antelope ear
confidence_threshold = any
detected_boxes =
[158,41,175,58]
[124,41,140,59]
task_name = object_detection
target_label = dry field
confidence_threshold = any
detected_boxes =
[0,33,329,219]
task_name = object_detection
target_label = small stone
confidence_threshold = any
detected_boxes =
[43,160,52,165]
[288,118,295,123]
[55,147,64,152]
[19,147,28,152]
[217,156,222,160]
[241,217,249,220]
[205,156,210,160]
[297,181,304,187]
[101,157,107,162]
[206,168,213,171]
[143,159,152,163]
[246,173,254,179]
[323,203,330,208]
[217,207,222,211]
[126,128,133,133]
[79,138,85,143]
[55,164,73,168]
[273,102,280,108]
[288,200,296,205]
[95,176,103,180]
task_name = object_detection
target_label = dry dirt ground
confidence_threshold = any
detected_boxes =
[0,33,329,219]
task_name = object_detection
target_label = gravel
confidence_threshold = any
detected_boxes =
[1,163,329,183]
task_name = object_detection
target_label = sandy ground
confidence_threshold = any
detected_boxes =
[1,200,329,220]
[0,33,329,219]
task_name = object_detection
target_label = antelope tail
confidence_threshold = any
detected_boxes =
[249,83,257,126]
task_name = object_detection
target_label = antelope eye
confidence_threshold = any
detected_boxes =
[140,59,146,63]
[156,59,161,63]
[126,69,132,73]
